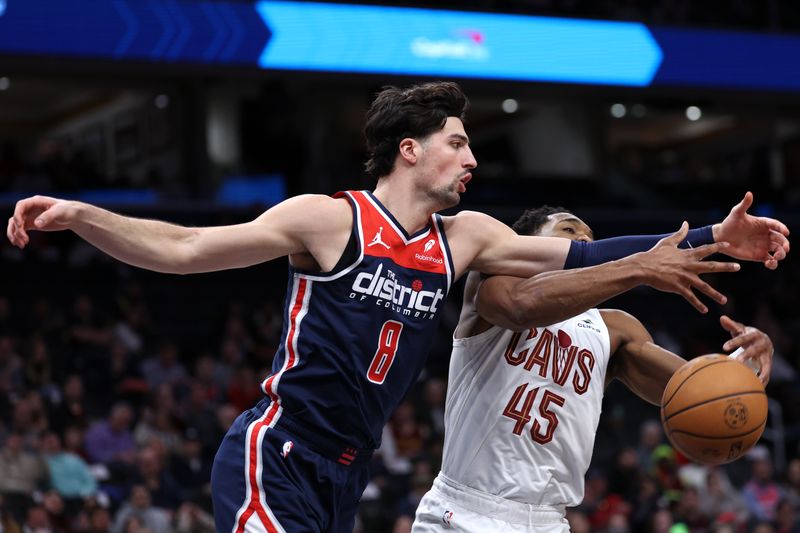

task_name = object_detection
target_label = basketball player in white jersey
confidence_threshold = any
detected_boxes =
[412,206,774,533]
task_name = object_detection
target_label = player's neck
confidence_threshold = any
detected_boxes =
[372,178,438,235]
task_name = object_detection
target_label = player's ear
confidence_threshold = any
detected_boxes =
[398,138,419,165]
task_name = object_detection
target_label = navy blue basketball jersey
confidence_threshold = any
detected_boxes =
[260,190,454,450]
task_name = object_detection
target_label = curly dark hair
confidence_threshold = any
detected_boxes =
[363,81,469,180]
[511,205,573,236]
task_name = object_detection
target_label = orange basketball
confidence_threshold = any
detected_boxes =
[661,354,767,465]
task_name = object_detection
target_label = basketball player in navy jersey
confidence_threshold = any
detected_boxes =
[412,205,774,533]
[7,82,789,532]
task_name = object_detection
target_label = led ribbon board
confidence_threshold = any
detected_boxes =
[255,1,661,86]
[0,0,799,91]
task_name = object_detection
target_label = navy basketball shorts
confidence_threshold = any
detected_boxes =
[211,397,373,533]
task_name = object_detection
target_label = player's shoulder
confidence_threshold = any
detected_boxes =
[599,308,647,336]
[441,210,504,234]
[281,193,349,210]
[281,194,352,218]
[259,194,352,233]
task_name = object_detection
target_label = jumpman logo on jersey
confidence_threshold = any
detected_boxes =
[368,227,390,249]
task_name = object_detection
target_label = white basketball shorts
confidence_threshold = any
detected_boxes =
[412,473,569,533]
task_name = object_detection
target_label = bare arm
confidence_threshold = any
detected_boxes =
[602,309,686,405]
[603,310,774,405]
[446,193,790,281]
[477,263,644,332]
[7,194,350,274]
[445,210,572,279]
[474,225,738,331]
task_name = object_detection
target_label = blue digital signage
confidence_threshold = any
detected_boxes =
[0,0,799,92]
[255,2,661,86]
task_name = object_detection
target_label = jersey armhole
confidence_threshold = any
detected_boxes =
[330,227,359,273]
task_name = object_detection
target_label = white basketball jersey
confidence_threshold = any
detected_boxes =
[441,309,611,507]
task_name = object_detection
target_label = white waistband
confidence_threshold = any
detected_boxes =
[433,473,566,525]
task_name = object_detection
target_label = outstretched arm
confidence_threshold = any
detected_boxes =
[712,191,790,270]
[452,192,789,280]
[603,310,773,405]
[602,310,686,405]
[474,224,737,331]
[720,314,773,386]
[6,194,349,274]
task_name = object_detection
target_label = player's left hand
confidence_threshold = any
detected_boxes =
[712,192,790,270]
[720,314,773,386]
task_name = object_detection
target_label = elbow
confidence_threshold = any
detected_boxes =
[166,233,201,275]
[171,248,198,275]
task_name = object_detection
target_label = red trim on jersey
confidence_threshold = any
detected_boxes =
[234,402,282,533]
[263,278,308,396]
[237,278,309,533]
[348,191,448,274]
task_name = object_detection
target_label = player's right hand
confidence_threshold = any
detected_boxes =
[638,222,740,314]
[720,315,773,387]
[7,195,77,248]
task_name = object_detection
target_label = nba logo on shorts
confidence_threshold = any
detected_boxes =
[281,440,294,458]
[441,510,454,527]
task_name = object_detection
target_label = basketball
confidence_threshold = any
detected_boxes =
[661,354,768,465]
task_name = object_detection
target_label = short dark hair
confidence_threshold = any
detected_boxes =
[363,81,469,180]
[511,206,573,236]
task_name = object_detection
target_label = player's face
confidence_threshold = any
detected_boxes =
[414,117,477,208]
[537,212,594,242]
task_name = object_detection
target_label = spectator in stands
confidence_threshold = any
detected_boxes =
[130,446,182,510]
[191,355,222,406]
[40,490,72,532]
[743,446,784,522]
[111,485,169,533]
[224,364,261,413]
[179,382,218,454]
[784,458,800,509]
[699,467,747,525]
[133,401,181,455]
[12,392,49,441]
[22,336,58,402]
[173,501,215,533]
[651,508,676,533]
[388,401,425,461]
[62,425,90,462]
[140,341,186,390]
[0,334,23,396]
[774,498,800,533]
[0,432,47,522]
[65,294,112,355]
[169,427,211,501]
[40,432,96,501]
[22,504,52,533]
[673,486,711,532]
[86,504,113,533]
[636,419,664,473]
[84,403,136,465]
[416,378,446,441]
[48,374,88,434]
